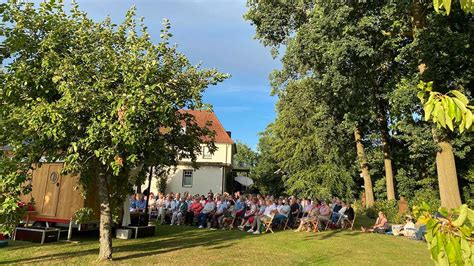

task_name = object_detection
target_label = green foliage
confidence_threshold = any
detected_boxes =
[414,203,474,265]
[72,207,94,224]
[0,0,227,256]
[410,188,441,214]
[365,199,404,224]
[0,153,31,235]
[433,0,474,14]
[251,129,285,196]
[418,81,473,133]
[233,141,258,168]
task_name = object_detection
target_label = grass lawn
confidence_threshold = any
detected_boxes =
[1,217,432,265]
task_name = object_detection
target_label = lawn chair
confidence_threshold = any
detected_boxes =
[341,213,356,230]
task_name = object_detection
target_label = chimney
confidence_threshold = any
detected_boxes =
[226,131,232,138]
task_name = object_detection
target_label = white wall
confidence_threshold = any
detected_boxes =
[150,165,224,196]
[179,143,232,165]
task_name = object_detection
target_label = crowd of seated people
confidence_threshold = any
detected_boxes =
[129,191,356,234]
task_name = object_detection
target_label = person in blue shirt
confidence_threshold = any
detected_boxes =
[135,193,147,212]
[130,194,138,212]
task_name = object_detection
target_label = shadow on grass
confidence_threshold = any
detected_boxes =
[1,225,254,264]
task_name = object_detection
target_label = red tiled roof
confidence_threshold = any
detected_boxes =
[181,110,233,144]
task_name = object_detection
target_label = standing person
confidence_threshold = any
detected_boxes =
[289,197,300,227]
[198,196,216,228]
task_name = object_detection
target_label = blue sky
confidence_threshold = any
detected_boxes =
[70,0,281,149]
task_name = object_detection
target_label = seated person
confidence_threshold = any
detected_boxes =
[332,199,342,213]
[129,193,139,212]
[272,198,291,226]
[220,201,236,230]
[252,199,277,234]
[184,197,203,225]
[147,192,156,211]
[295,200,320,232]
[159,194,176,224]
[393,216,416,238]
[233,195,246,220]
[330,201,347,225]
[302,199,313,217]
[317,200,331,229]
[170,197,188,225]
[238,197,258,230]
[247,201,267,233]
[362,211,388,233]
[339,203,355,227]
[198,196,216,228]
[211,196,228,228]
[135,193,147,213]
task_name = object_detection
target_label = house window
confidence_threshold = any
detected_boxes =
[202,146,212,159]
[182,170,193,188]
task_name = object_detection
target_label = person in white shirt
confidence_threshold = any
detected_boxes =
[147,192,156,210]
[252,200,277,234]
[331,201,347,225]
[198,196,216,228]
[211,196,227,229]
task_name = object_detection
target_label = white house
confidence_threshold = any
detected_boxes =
[150,110,235,195]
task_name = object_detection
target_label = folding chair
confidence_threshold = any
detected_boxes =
[281,217,290,230]
[324,212,334,230]
[310,218,319,233]
[263,216,275,234]
[342,213,356,230]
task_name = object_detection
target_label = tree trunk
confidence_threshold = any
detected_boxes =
[98,172,113,261]
[354,127,375,207]
[435,140,462,209]
[411,2,462,208]
[378,111,395,200]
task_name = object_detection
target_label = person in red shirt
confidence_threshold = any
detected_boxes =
[184,197,203,226]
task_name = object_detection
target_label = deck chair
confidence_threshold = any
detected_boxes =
[341,213,356,230]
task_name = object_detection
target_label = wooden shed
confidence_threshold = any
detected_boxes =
[20,163,99,225]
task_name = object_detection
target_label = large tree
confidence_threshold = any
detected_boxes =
[245,1,414,205]
[0,1,226,260]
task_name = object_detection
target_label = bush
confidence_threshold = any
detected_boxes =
[364,199,404,224]
[410,188,440,213]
